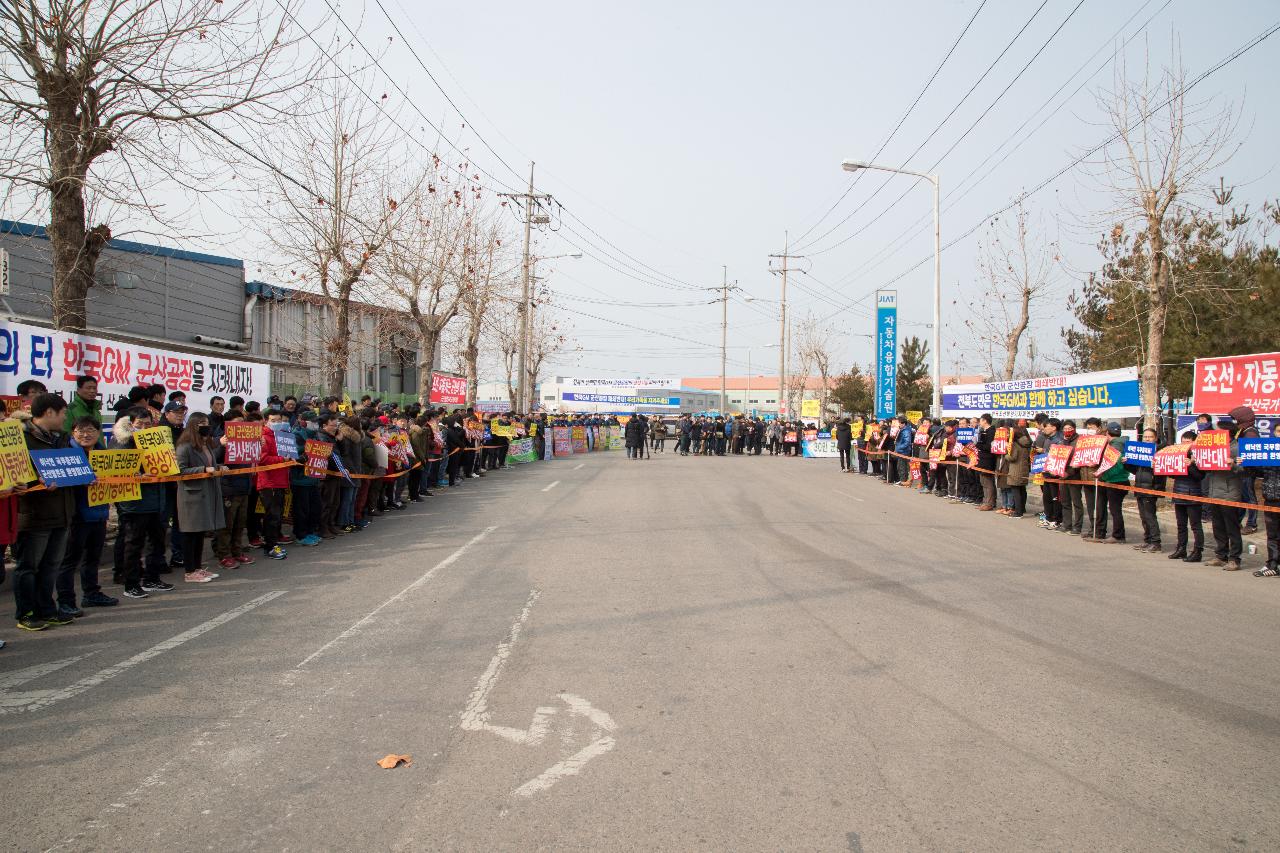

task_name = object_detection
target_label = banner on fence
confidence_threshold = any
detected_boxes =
[570,425,588,454]
[1192,351,1280,416]
[506,437,538,464]
[942,367,1141,420]
[801,436,839,457]
[552,426,572,456]
[0,319,269,413]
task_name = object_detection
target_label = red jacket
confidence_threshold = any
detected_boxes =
[256,427,292,490]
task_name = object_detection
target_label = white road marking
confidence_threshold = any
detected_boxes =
[460,589,617,797]
[513,694,617,798]
[573,463,585,470]
[5,592,285,715]
[460,589,547,745]
[833,488,864,502]
[294,527,496,670]
[541,480,560,492]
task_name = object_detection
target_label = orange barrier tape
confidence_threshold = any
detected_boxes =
[859,447,1279,514]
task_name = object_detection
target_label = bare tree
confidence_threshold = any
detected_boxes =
[380,164,491,405]
[0,0,316,330]
[457,223,513,403]
[794,313,836,420]
[1093,53,1237,415]
[267,73,409,396]
[525,295,575,412]
[965,202,1059,381]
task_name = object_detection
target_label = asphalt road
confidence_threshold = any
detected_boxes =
[1,449,1279,852]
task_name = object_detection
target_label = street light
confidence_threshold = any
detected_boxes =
[841,159,941,418]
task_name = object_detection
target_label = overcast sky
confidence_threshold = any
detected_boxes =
[48,0,1280,385]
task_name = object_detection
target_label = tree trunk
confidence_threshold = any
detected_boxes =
[417,326,441,407]
[463,315,481,404]
[327,288,352,396]
[1141,223,1170,426]
[1002,288,1031,381]
[47,146,108,332]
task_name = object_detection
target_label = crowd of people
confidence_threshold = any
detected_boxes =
[1,377,552,643]
[826,408,1279,578]
[621,414,818,457]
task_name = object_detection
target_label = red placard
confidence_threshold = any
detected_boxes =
[303,439,333,478]
[223,421,263,464]
[1070,434,1108,468]
[913,429,929,447]
[1190,429,1232,471]
[1152,445,1190,477]
[1045,443,1073,478]
[429,372,468,405]
[1193,351,1280,416]
[0,395,28,416]
[928,447,943,469]
[1096,443,1124,476]
[991,426,1010,455]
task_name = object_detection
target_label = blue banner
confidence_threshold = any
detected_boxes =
[1030,452,1047,475]
[1239,437,1280,467]
[941,368,1141,420]
[31,448,96,486]
[270,423,298,459]
[331,452,354,485]
[955,427,977,445]
[1125,441,1156,468]
[561,392,679,407]
[875,290,897,421]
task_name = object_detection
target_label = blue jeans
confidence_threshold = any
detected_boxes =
[13,527,68,619]
[338,484,357,526]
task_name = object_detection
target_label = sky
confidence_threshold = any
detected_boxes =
[20,0,1280,386]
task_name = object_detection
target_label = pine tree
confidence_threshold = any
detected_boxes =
[897,336,933,414]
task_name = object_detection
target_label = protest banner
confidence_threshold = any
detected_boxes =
[862,423,876,441]
[570,425,588,454]
[1030,452,1047,476]
[1125,441,1156,468]
[1096,443,1124,476]
[87,449,142,506]
[1070,434,1108,469]
[31,448,96,487]
[223,421,263,464]
[801,435,839,458]
[552,426,572,456]
[1152,445,1190,477]
[913,429,929,447]
[991,426,1011,456]
[905,410,923,425]
[0,420,37,491]
[963,444,978,466]
[909,460,921,482]
[0,319,269,412]
[270,422,298,459]
[607,427,624,451]
[954,427,977,445]
[1045,444,1073,478]
[942,367,1141,420]
[1238,437,1280,467]
[134,425,179,476]
[801,399,821,418]
[428,372,468,405]
[1193,351,1280,416]
[491,422,515,438]
[929,448,944,470]
[506,437,538,464]
[1,395,27,416]
[303,439,333,478]
[332,451,354,484]
[1191,430,1232,471]
[783,430,798,444]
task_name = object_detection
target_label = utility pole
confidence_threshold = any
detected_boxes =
[720,265,728,415]
[769,234,802,420]
[500,163,552,413]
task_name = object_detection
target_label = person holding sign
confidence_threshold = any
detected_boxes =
[1127,427,1165,553]
[12,394,76,631]
[1254,422,1280,578]
[256,408,292,560]
[1202,416,1245,571]
[111,408,172,598]
[1090,422,1131,545]
[175,413,225,583]
[1167,430,1206,563]
[55,418,117,617]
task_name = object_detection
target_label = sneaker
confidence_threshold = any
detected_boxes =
[355,520,370,530]
[184,570,214,583]
[248,536,264,548]
[122,586,149,599]
[43,612,74,626]
[81,591,119,607]
[235,554,255,565]
[340,525,355,534]
[267,545,287,560]
[278,534,295,544]
[219,557,238,570]
[16,614,48,631]
[300,535,322,546]
[57,602,84,619]
[168,556,185,570]
[142,579,175,592]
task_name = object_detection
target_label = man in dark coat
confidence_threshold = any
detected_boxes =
[834,418,853,471]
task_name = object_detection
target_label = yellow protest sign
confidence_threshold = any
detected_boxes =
[905,410,923,424]
[87,449,142,506]
[492,423,514,438]
[0,420,36,491]
[134,426,179,477]
[863,423,875,441]
[801,399,821,418]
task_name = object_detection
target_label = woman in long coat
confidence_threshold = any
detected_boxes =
[176,412,225,583]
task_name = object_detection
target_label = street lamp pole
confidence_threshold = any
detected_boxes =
[841,160,941,418]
